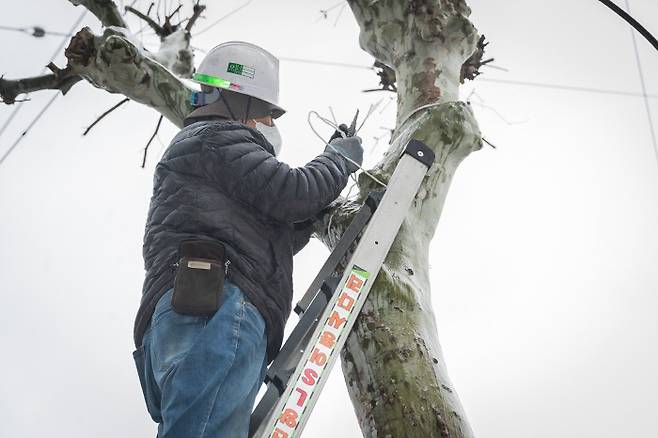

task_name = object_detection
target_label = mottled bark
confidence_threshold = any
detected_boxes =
[0,73,81,104]
[316,1,484,437]
[69,0,126,28]
[0,0,196,127]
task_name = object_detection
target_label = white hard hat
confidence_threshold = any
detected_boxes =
[192,41,285,118]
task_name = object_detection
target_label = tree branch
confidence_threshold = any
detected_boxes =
[460,35,493,83]
[67,26,193,126]
[185,2,207,32]
[68,0,127,28]
[0,73,82,104]
[2,21,195,125]
[142,114,163,167]
[125,5,166,38]
[83,97,130,135]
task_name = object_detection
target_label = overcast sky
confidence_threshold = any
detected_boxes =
[0,1,657,437]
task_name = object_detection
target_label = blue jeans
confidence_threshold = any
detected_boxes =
[133,281,268,438]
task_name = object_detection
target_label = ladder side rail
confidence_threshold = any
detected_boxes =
[252,140,434,438]
[294,192,382,316]
[251,282,339,431]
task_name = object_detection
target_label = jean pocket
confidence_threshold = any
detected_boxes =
[150,289,174,329]
[241,296,266,337]
[132,346,162,422]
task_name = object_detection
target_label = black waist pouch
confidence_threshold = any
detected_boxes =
[172,240,227,317]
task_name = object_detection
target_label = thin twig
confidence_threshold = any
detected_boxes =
[482,137,497,149]
[142,114,164,168]
[333,4,346,26]
[316,1,346,22]
[167,4,182,21]
[83,98,130,136]
[125,5,165,37]
[185,1,207,32]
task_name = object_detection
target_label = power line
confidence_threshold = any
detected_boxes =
[0,10,87,165]
[280,56,658,97]
[596,0,658,52]
[478,77,658,99]
[279,56,373,70]
[0,92,59,166]
[278,56,657,98]
[0,11,86,141]
[2,25,76,141]
[193,0,253,37]
[624,0,658,165]
[0,24,72,38]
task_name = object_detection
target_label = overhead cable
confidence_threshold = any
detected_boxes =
[0,24,72,38]
[0,11,87,141]
[596,0,658,52]
[0,10,87,165]
[0,92,59,166]
[623,0,658,165]
[478,77,658,99]
[193,0,253,37]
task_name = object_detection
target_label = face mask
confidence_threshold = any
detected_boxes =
[255,122,282,156]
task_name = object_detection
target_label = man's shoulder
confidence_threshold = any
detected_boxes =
[160,120,270,167]
[179,120,263,147]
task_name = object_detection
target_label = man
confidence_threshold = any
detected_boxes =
[131,41,363,438]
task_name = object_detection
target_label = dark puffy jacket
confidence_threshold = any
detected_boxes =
[133,119,351,361]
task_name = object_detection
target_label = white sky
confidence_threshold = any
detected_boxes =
[0,1,657,437]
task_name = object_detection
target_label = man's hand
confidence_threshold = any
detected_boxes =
[328,124,350,143]
[324,136,363,174]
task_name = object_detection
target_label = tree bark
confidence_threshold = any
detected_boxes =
[0,0,196,127]
[316,1,484,436]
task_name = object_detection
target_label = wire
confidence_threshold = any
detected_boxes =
[322,1,346,13]
[333,3,346,27]
[0,10,87,163]
[1,11,88,142]
[279,56,656,98]
[478,77,658,99]
[307,110,388,189]
[356,99,383,133]
[279,56,373,71]
[0,92,59,166]
[193,0,254,37]
[624,0,658,165]
[596,0,658,52]
[0,25,72,37]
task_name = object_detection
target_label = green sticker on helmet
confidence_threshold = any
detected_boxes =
[227,62,255,79]
[193,73,232,89]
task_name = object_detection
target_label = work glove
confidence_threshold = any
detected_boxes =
[328,124,350,143]
[325,136,363,174]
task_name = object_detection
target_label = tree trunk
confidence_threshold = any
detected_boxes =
[318,1,484,436]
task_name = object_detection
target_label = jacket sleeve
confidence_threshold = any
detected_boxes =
[201,133,351,223]
[291,222,314,255]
